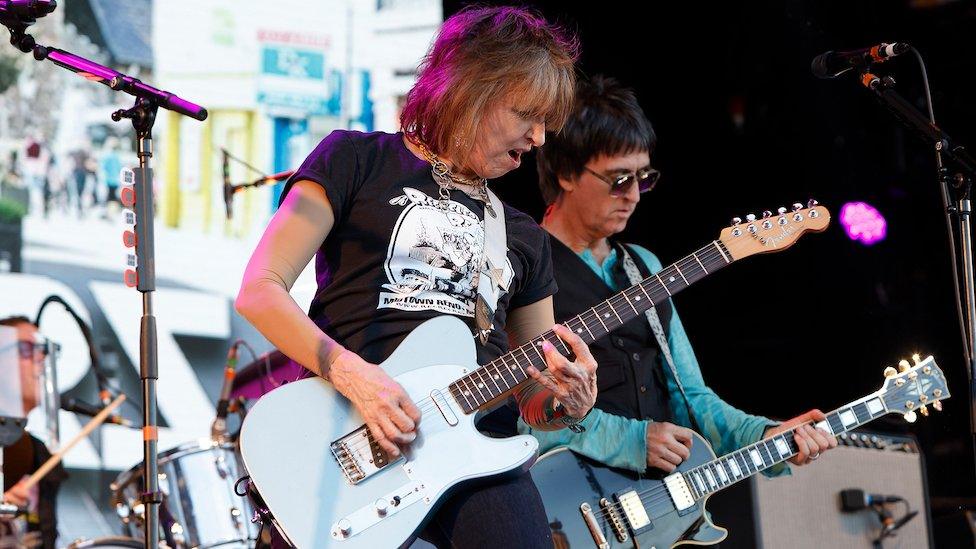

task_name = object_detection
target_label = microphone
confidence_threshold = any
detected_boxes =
[839,488,903,511]
[211,341,239,442]
[811,42,910,79]
[61,396,135,428]
[222,148,233,219]
[0,0,56,22]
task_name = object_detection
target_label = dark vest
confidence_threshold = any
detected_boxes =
[549,237,674,422]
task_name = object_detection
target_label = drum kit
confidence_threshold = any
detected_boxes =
[2,329,292,549]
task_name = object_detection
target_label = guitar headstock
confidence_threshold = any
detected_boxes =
[879,354,950,422]
[719,200,831,260]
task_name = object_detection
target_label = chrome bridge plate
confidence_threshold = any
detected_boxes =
[331,426,399,484]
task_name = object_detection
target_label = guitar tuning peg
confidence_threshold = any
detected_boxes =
[746,213,757,222]
[918,404,929,417]
[903,410,917,423]
[883,366,898,378]
[912,353,921,364]
[807,199,819,208]
[777,207,787,215]
[898,359,911,373]
[933,401,943,412]
[762,210,772,218]
[731,216,742,225]
[792,203,803,211]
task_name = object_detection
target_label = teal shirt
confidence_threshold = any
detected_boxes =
[519,243,788,476]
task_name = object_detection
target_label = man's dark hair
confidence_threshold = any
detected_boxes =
[536,75,656,205]
[0,315,33,327]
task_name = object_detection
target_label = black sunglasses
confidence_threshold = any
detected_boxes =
[17,340,46,360]
[584,166,660,197]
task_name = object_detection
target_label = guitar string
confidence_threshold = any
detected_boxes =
[595,399,899,524]
[329,247,729,455]
[330,247,726,455]
[591,430,809,528]
[593,414,876,528]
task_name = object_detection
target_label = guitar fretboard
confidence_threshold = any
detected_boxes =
[682,393,889,500]
[447,240,733,413]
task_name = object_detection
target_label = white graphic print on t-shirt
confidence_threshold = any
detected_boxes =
[380,187,514,317]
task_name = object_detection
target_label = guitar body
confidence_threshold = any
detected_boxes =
[239,317,539,549]
[532,433,727,549]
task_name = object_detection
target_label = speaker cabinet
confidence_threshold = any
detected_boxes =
[707,431,933,549]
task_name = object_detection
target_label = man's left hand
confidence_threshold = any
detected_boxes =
[764,409,837,466]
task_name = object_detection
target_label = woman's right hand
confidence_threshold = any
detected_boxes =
[328,350,422,457]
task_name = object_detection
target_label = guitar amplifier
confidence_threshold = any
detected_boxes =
[707,430,933,549]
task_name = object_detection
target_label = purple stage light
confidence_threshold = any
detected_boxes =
[840,201,887,245]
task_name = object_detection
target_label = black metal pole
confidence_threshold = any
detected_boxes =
[2,15,206,549]
[860,72,976,476]
[125,99,161,549]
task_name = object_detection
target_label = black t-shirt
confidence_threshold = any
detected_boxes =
[2,433,67,549]
[280,130,557,367]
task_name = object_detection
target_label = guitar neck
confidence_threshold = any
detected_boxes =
[447,240,734,414]
[684,391,890,500]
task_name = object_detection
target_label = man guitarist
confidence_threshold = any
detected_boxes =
[521,75,836,476]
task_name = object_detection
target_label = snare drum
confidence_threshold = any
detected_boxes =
[111,439,256,548]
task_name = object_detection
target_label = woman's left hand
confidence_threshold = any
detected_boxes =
[527,324,598,418]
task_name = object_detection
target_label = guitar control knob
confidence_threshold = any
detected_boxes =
[746,213,757,222]
[375,498,389,517]
[338,519,352,536]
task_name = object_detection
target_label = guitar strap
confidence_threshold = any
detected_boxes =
[473,188,508,345]
[616,242,703,434]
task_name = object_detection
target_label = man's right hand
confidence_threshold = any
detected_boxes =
[2,478,29,509]
[645,422,694,473]
[328,349,422,457]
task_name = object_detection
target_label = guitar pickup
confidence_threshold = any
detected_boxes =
[331,425,400,485]
[614,489,653,534]
[664,472,696,515]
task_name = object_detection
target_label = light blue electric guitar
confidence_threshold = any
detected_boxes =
[239,203,830,548]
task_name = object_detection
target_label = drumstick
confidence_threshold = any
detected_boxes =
[23,394,127,489]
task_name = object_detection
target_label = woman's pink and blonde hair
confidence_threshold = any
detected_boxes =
[400,6,579,170]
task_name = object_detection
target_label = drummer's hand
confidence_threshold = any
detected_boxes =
[2,477,31,509]
[328,349,422,457]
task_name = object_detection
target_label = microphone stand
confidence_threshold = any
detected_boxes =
[221,146,294,219]
[855,69,976,477]
[2,22,208,549]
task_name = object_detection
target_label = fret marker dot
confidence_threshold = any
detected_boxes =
[463,391,471,396]
[604,313,610,318]
[477,383,484,388]
[669,276,676,283]
[635,296,641,301]
[577,328,582,334]
[493,374,499,380]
